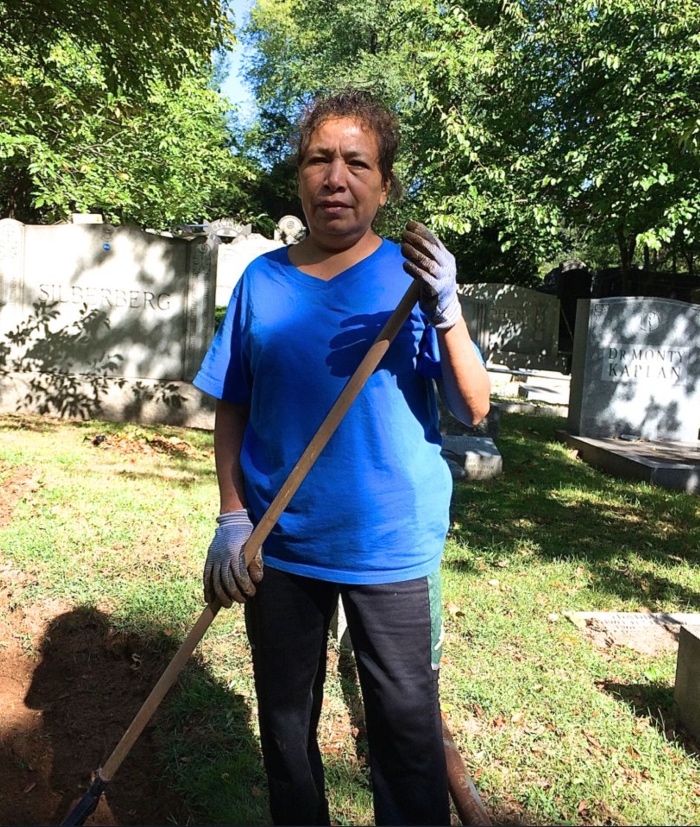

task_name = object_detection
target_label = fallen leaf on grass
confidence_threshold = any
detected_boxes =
[583,731,602,750]
[446,601,464,618]
[527,724,546,736]
[627,746,642,760]
[461,717,482,736]
[492,715,507,730]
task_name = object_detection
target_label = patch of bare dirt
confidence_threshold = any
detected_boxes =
[0,464,39,527]
[88,433,206,459]
[0,582,190,826]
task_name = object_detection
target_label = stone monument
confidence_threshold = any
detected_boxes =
[214,229,284,307]
[0,218,217,426]
[568,297,700,441]
[457,283,566,372]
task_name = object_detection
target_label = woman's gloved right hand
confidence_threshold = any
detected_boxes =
[203,509,264,607]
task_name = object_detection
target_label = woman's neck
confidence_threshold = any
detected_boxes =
[288,231,382,280]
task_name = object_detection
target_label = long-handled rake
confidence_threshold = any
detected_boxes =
[61,279,491,827]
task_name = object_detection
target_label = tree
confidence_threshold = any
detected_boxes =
[240,0,558,282]
[417,0,700,277]
[0,18,256,228]
[0,0,233,91]
[240,0,700,281]
[496,0,700,278]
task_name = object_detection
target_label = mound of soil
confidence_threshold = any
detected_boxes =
[0,599,189,826]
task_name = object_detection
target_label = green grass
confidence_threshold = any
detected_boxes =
[1,411,699,825]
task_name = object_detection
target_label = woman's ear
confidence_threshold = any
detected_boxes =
[380,178,390,207]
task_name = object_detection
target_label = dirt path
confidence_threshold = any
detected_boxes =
[0,577,190,826]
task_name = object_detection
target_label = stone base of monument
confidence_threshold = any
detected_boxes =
[517,370,571,406]
[495,400,567,418]
[0,371,216,430]
[675,626,700,741]
[559,432,700,494]
[441,435,503,481]
[330,599,352,649]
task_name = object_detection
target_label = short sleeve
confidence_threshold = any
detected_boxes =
[415,317,486,380]
[192,280,253,404]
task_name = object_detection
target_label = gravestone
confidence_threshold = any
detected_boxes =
[0,218,216,426]
[274,215,306,245]
[457,284,566,372]
[675,625,700,740]
[441,435,502,481]
[568,297,700,441]
[215,232,284,307]
[566,611,699,654]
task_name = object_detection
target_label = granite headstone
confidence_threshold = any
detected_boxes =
[457,283,565,371]
[568,297,700,441]
[0,218,217,426]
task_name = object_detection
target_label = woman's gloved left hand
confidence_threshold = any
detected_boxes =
[401,220,462,330]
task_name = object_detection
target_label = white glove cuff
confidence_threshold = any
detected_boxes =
[216,509,252,527]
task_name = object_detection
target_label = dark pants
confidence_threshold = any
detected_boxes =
[245,567,450,826]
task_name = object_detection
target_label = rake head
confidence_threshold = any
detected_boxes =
[60,774,108,827]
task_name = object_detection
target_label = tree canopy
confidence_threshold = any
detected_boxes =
[0,0,233,90]
[241,0,700,279]
[0,0,257,229]
[4,0,700,274]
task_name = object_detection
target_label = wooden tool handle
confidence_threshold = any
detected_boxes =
[101,600,221,780]
[98,278,420,782]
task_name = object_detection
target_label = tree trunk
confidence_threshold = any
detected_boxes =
[616,226,636,294]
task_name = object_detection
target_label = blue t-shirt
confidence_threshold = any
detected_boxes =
[194,239,452,584]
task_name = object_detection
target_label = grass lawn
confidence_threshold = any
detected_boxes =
[1,410,699,826]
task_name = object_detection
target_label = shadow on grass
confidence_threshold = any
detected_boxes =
[448,412,700,608]
[0,413,68,434]
[337,646,369,767]
[602,680,700,762]
[5,606,268,826]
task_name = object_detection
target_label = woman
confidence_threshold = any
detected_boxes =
[194,88,490,826]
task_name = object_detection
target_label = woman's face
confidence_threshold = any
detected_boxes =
[297,117,390,252]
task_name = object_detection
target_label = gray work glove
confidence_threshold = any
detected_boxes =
[401,220,462,330]
[203,509,264,607]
